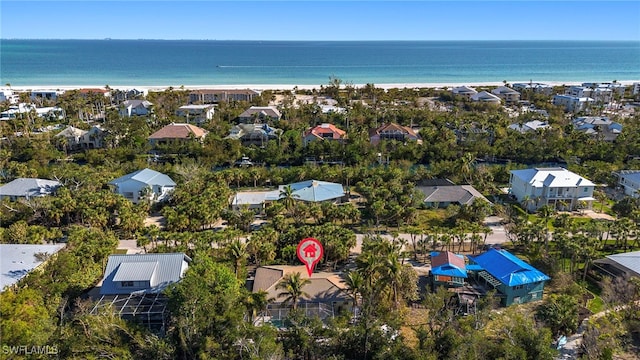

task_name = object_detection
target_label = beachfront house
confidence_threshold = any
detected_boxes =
[512,82,553,95]
[108,168,176,204]
[467,248,550,306]
[120,100,153,117]
[491,86,520,104]
[189,89,260,104]
[303,123,347,146]
[370,123,422,145]
[237,106,282,123]
[509,167,595,212]
[430,251,468,289]
[30,90,63,102]
[175,104,215,125]
[0,178,62,201]
[451,86,478,100]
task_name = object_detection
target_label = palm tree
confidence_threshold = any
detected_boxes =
[227,239,247,278]
[343,271,364,309]
[276,272,311,310]
[279,184,299,214]
[244,290,272,324]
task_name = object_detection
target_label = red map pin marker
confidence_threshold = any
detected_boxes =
[296,237,323,277]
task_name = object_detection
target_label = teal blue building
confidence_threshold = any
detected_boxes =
[467,249,550,306]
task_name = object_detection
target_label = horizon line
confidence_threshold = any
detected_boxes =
[2,38,639,42]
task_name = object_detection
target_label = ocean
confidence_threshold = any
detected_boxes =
[1,40,639,86]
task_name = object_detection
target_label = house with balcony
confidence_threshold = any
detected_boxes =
[512,82,553,95]
[614,170,640,198]
[303,123,347,146]
[30,89,63,101]
[573,116,622,141]
[370,123,422,145]
[491,86,521,104]
[148,123,208,150]
[188,89,260,104]
[120,100,153,117]
[226,123,282,147]
[430,251,467,289]
[175,104,215,125]
[470,91,501,104]
[237,106,282,123]
[509,167,595,212]
[451,86,478,99]
[108,168,176,204]
[467,248,550,306]
[553,95,594,113]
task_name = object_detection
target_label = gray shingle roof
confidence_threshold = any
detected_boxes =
[100,253,191,295]
[417,185,489,206]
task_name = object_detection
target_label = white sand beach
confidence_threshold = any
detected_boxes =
[5,80,639,93]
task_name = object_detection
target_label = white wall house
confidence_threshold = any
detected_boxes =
[175,104,215,125]
[553,95,594,113]
[120,100,153,117]
[451,86,478,99]
[615,170,640,198]
[509,167,595,212]
[108,168,176,204]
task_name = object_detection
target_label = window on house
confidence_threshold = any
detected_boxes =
[584,188,588,192]
[121,281,134,287]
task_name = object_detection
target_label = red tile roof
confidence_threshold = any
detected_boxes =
[148,123,208,140]
[431,251,466,269]
[304,123,346,139]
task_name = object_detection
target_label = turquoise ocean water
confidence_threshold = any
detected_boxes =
[1,40,639,86]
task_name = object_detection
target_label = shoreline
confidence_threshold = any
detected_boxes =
[4,80,639,92]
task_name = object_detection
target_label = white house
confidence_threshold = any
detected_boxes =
[508,120,549,133]
[491,86,520,104]
[108,168,176,204]
[470,91,501,104]
[509,167,595,212]
[573,116,622,141]
[615,170,640,198]
[512,83,553,95]
[0,178,62,201]
[451,86,478,99]
[120,100,153,117]
[0,89,19,104]
[237,106,281,123]
[553,95,594,113]
[175,104,216,125]
[30,90,63,101]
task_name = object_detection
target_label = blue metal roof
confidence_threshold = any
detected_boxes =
[108,168,176,187]
[281,180,345,202]
[468,248,550,286]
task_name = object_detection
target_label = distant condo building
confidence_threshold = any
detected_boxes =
[189,89,261,104]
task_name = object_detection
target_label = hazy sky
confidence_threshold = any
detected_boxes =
[2,1,639,41]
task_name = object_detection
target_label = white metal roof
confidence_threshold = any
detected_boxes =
[1,244,66,290]
[510,167,595,188]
